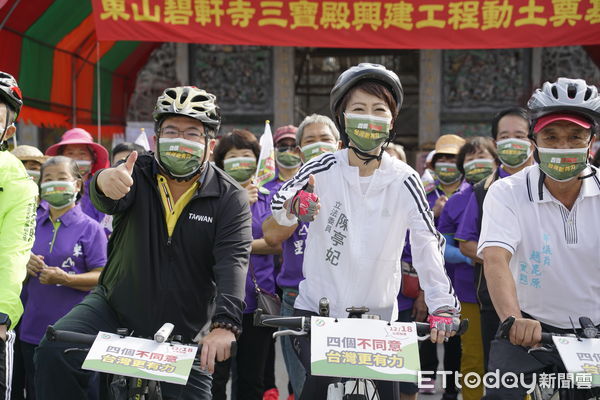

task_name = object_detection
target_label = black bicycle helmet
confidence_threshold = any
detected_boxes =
[528,77,600,138]
[330,64,403,136]
[0,71,23,119]
[329,63,403,163]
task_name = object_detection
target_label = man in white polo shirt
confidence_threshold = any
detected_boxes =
[479,77,600,399]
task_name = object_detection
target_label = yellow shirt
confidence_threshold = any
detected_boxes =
[157,174,199,237]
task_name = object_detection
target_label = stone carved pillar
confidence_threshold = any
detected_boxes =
[176,43,189,85]
[419,50,442,148]
[273,47,295,128]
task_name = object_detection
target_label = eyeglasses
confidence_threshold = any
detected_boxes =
[160,128,204,141]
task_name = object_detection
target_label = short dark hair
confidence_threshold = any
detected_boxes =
[213,129,260,170]
[592,149,600,168]
[457,136,500,175]
[491,107,529,140]
[336,80,398,120]
[39,156,85,201]
[111,142,146,163]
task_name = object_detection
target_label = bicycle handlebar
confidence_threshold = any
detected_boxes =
[496,316,562,345]
[45,325,239,356]
[253,310,469,337]
[46,326,98,346]
[496,316,600,345]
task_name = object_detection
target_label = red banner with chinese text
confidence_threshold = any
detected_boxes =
[92,0,600,49]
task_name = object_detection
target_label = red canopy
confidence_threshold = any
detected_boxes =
[0,0,159,136]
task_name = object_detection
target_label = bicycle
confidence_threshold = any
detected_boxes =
[45,323,236,400]
[496,316,600,400]
[254,298,469,400]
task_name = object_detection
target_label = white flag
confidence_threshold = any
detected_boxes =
[255,120,276,193]
[134,128,150,151]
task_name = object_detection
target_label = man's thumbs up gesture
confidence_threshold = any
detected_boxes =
[97,151,138,200]
[286,174,320,222]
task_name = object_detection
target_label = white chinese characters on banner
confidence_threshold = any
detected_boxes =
[311,317,420,382]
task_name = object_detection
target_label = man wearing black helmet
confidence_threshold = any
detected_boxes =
[0,71,37,400]
[35,86,252,399]
[271,64,460,398]
[480,78,600,398]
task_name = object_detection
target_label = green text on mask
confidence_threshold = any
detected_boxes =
[41,180,78,209]
[224,157,257,183]
[537,147,589,182]
[344,113,391,152]
[158,137,205,177]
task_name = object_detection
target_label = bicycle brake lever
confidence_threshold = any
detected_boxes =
[273,329,307,339]
[496,316,515,340]
[416,333,431,341]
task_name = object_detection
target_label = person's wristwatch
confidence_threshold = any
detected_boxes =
[0,312,11,329]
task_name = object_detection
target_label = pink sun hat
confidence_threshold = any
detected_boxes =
[45,128,109,174]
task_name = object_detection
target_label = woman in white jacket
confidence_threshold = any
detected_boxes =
[270,63,460,399]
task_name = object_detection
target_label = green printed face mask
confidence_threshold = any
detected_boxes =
[537,147,589,182]
[496,138,532,168]
[435,162,461,185]
[158,137,205,177]
[41,180,77,209]
[26,170,41,184]
[344,113,392,152]
[275,151,302,169]
[464,158,495,184]
[75,160,92,176]
[301,142,337,162]
[224,157,257,183]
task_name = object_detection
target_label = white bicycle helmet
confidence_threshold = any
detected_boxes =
[0,71,23,149]
[528,78,600,136]
[153,86,221,134]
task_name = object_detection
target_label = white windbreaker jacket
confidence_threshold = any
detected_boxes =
[271,149,460,320]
